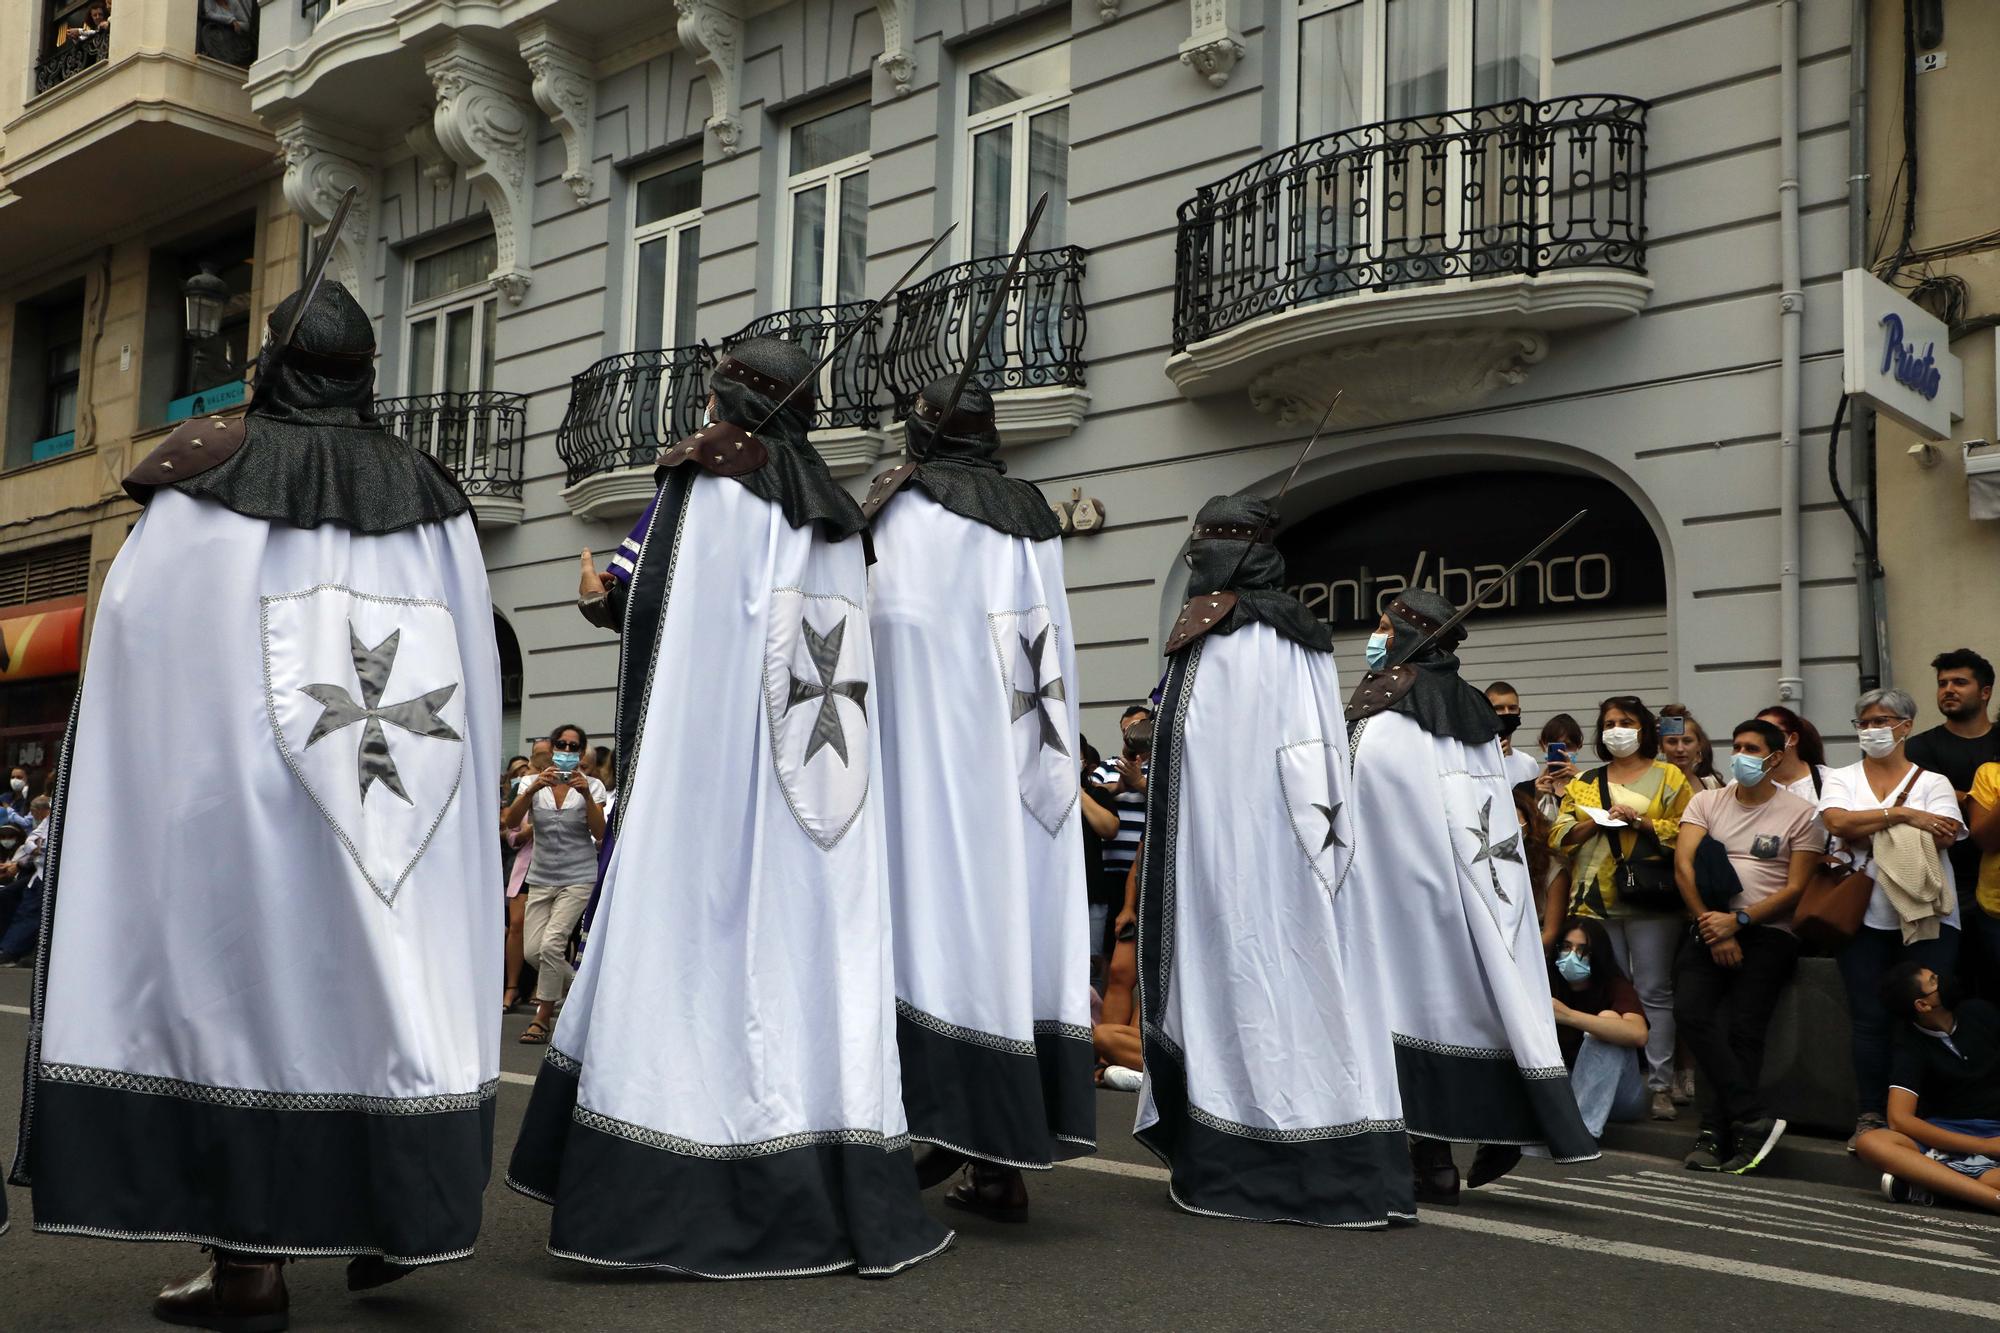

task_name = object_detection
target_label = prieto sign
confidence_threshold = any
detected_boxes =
[1842,268,1963,440]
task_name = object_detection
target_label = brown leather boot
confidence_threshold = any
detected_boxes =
[1468,1143,1523,1189]
[153,1249,289,1332]
[944,1164,1030,1223]
[1410,1136,1461,1207]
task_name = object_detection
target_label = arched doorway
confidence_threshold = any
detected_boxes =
[494,610,524,760]
[1275,468,1670,736]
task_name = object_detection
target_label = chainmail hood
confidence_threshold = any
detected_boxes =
[894,377,1060,540]
[701,336,865,540]
[1376,585,1501,745]
[1180,495,1331,652]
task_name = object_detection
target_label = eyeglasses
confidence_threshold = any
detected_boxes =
[1853,717,1905,729]
[552,739,584,752]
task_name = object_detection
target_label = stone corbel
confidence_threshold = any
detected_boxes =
[405,121,456,188]
[1179,0,1246,88]
[675,0,745,155]
[874,0,915,95]
[275,117,379,298]
[519,23,596,206]
[1097,0,1121,21]
[426,40,535,303]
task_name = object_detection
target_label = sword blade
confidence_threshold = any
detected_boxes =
[1401,509,1589,662]
[922,191,1051,444]
[281,185,358,351]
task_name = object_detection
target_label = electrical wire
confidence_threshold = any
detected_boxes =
[1826,395,1880,576]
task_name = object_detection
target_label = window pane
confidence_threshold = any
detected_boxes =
[790,185,828,307]
[1385,0,1451,120]
[409,317,437,396]
[970,44,1070,116]
[1474,0,1539,105]
[837,172,868,306]
[637,163,702,228]
[444,307,474,394]
[412,234,497,304]
[972,127,1013,259]
[790,104,870,176]
[633,237,668,351]
[480,299,497,391]
[673,227,701,346]
[1299,3,1367,138]
[1027,107,1069,246]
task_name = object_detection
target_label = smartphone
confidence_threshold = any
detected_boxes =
[1659,716,1687,738]
[1545,743,1569,767]
[1117,921,1137,943]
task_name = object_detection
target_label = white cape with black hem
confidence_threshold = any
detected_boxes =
[869,489,1095,1169]
[1134,624,1415,1227]
[1344,707,1598,1162]
[507,469,951,1279]
[11,487,501,1264]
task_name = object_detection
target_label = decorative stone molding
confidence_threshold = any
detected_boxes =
[814,427,888,478]
[992,386,1090,447]
[875,0,915,95]
[1179,0,1246,88]
[561,467,659,522]
[675,0,745,156]
[405,121,456,188]
[1097,0,1122,21]
[275,118,378,297]
[519,23,596,206]
[471,494,526,529]
[426,40,535,302]
[1248,330,1550,427]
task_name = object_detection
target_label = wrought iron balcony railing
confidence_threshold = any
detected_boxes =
[723,301,884,431]
[1171,95,1648,352]
[374,390,526,500]
[881,246,1088,417]
[34,30,108,96]
[556,344,717,487]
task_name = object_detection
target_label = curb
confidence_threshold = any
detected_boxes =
[1599,1118,1879,1192]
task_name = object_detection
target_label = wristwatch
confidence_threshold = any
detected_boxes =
[1734,909,1753,929]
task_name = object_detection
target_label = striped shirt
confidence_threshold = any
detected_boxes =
[1089,760,1148,879]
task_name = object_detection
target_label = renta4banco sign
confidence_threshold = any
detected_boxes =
[1842,268,1963,441]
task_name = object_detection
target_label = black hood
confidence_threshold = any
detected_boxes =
[1180,494,1331,652]
[704,336,866,540]
[895,377,1060,540]
[1379,586,1502,746]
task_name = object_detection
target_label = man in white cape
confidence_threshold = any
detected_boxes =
[1344,587,1598,1204]
[508,338,951,1278]
[863,378,1096,1222]
[9,280,501,1328]
[1133,497,1414,1227]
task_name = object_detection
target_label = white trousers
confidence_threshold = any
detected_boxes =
[523,882,590,1003]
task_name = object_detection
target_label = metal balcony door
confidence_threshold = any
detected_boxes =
[966,39,1071,376]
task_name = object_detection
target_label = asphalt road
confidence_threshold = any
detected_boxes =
[2,966,1997,1331]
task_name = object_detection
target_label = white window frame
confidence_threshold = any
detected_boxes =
[403,231,499,398]
[778,99,872,311]
[627,156,704,351]
[959,23,1072,262]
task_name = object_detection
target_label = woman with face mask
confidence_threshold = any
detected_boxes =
[503,726,607,1044]
[1818,688,1968,1151]
[1549,695,1694,1122]
[1757,705,1829,802]
[1547,916,1650,1138]
[1659,705,1722,791]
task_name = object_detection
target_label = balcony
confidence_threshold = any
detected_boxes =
[34,31,108,97]
[882,247,1090,446]
[724,301,885,476]
[1166,95,1650,425]
[555,344,716,522]
[373,390,526,529]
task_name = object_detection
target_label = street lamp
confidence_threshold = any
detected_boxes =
[181,264,229,343]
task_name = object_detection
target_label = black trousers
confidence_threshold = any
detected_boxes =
[1672,925,1801,1134]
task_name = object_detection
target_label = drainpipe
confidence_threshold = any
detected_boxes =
[1847,0,1886,691]
[1776,0,1805,709]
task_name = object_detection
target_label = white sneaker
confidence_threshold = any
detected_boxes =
[1880,1173,1935,1206]
[1102,1066,1144,1093]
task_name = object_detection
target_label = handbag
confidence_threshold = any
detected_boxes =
[1794,766,1923,953]
[1595,769,1682,913]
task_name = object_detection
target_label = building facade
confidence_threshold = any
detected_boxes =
[241,0,1870,756]
[0,0,282,787]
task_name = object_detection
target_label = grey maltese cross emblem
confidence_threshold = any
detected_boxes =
[1009,626,1069,758]
[784,616,869,767]
[299,623,462,805]
[1465,795,1524,905]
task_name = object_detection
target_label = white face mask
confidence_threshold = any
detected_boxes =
[1857,726,1901,759]
[1602,727,1641,759]
[9,779,25,796]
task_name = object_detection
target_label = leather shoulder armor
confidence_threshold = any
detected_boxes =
[1163,591,1239,656]
[655,421,769,478]
[1346,665,1418,722]
[123,415,249,503]
[860,461,918,523]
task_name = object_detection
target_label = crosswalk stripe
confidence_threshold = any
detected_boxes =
[1609,1173,1988,1252]
[0,1004,25,1017]
[1634,1169,2000,1237]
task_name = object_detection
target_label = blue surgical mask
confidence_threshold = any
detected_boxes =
[1556,949,1592,984]
[552,751,581,774]
[1365,633,1390,671]
[1730,752,1770,787]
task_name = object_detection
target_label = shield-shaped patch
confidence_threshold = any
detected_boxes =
[262,585,467,906]
[989,606,1078,836]
[1442,771,1531,953]
[1276,738,1352,899]
[763,588,871,849]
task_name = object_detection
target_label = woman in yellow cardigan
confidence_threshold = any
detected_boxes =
[1550,696,1694,1122]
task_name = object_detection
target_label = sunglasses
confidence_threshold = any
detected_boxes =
[552,739,584,752]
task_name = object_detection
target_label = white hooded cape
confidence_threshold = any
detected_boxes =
[507,468,952,1279]
[10,487,501,1264]
[1345,707,1597,1161]
[1134,624,1415,1226]
[869,489,1095,1169]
